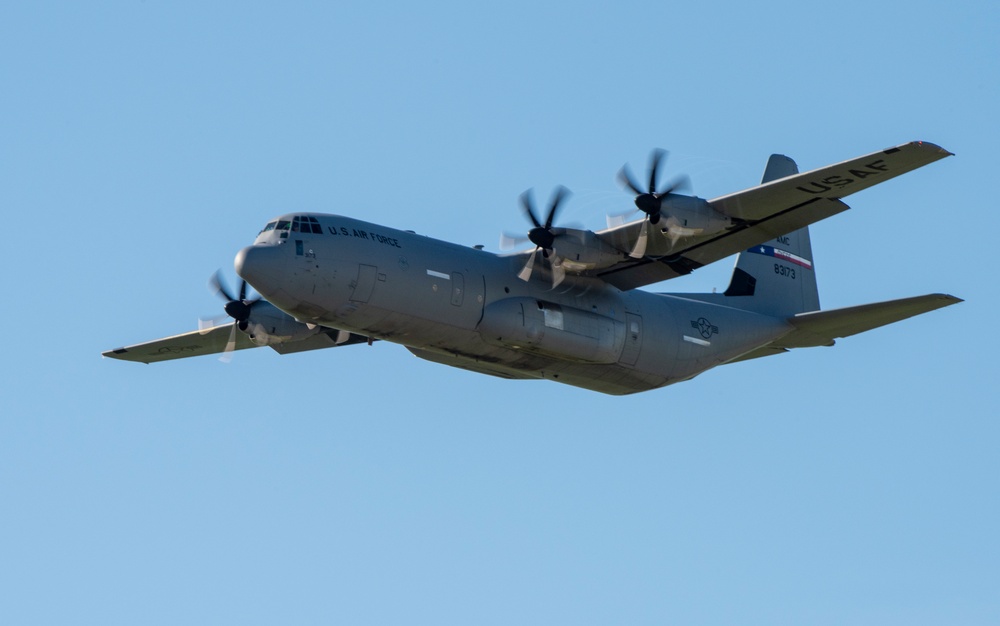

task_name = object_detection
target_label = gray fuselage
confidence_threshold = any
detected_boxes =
[236,213,792,395]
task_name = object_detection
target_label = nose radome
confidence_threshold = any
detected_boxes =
[234,245,281,291]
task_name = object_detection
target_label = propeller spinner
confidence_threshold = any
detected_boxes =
[617,149,691,258]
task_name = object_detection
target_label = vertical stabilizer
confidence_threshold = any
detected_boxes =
[722,154,821,316]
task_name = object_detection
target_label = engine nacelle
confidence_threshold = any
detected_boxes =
[243,301,322,346]
[479,297,625,363]
[661,195,734,236]
[553,228,626,271]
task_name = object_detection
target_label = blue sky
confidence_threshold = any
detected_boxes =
[2,2,997,624]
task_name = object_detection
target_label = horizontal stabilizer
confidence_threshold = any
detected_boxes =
[725,294,961,365]
[778,293,962,349]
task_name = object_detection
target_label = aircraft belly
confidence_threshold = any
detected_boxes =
[328,298,665,394]
[407,344,669,395]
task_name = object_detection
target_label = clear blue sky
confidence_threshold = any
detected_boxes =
[2,2,996,624]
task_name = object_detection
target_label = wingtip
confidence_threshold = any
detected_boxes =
[910,140,954,157]
[928,293,964,307]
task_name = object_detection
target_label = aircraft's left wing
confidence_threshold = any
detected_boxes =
[103,323,258,363]
[593,141,952,290]
[103,322,369,364]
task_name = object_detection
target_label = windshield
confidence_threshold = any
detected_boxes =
[257,215,323,241]
[292,215,323,233]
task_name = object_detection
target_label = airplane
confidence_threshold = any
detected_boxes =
[103,141,961,395]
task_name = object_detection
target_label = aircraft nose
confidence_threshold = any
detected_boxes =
[234,244,282,291]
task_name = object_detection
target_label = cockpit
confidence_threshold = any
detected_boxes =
[255,214,324,244]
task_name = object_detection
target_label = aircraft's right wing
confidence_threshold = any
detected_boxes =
[593,142,953,290]
[706,141,952,221]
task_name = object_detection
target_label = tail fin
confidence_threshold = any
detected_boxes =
[722,154,821,316]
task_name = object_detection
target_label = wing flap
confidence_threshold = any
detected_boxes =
[268,331,371,355]
[598,197,851,290]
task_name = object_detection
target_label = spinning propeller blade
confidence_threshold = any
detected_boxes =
[517,248,538,282]
[508,186,572,288]
[499,232,529,250]
[630,220,650,259]
[220,324,238,363]
[207,270,262,360]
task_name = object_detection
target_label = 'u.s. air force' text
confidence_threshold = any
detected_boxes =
[327,226,402,248]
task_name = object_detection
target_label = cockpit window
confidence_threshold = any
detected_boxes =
[292,215,323,234]
[258,216,322,239]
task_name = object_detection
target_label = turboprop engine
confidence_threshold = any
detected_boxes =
[543,228,627,273]
[208,271,322,356]
[241,300,322,346]
[618,148,736,257]
[656,194,734,241]
[501,187,628,287]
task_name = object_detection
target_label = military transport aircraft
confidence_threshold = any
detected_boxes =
[104,141,960,395]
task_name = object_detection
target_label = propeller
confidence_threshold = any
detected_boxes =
[617,148,691,258]
[508,186,571,288]
[208,270,261,362]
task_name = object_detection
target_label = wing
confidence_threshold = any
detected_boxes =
[593,141,952,290]
[103,322,369,364]
[103,323,257,363]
